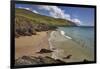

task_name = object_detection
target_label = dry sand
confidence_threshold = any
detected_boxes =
[15,31,51,59]
[15,30,94,62]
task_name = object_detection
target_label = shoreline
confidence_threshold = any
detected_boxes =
[48,30,94,62]
[15,29,94,63]
[60,30,72,39]
[48,30,71,60]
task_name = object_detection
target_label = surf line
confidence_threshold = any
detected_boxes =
[60,30,72,39]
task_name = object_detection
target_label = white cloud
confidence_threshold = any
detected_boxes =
[64,14,71,20]
[38,5,82,25]
[39,6,70,19]
[18,6,82,25]
[39,5,50,10]
[38,5,66,18]
[18,7,30,10]
[32,10,39,14]
[72,18,81,25]
[18,7,39,14]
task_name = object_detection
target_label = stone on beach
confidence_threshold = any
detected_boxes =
[15,56,66,66]
[83,59,89,62]
[37,48,53,53]
[63,55,72,59]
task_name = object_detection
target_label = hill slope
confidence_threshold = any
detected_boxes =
[15,8,76,26]
[15,8,76,37]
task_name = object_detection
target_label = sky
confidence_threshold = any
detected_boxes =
[15,4,95,26]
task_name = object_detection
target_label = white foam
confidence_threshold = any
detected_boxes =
[60,31,65,35]
[48,31,55,49]
[48,31,72,59]
[60,30,72,39]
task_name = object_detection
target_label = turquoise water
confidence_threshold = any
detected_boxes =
[58,27,94,52]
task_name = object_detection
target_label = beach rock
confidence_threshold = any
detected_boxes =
[33,23,49,32]
[37,49,53,53]
[15,56,66,66]
[40,56,66,64]
[15,56,43,65]
[83,59,89,62]
[63,55,72,59]
[15,21,57,37]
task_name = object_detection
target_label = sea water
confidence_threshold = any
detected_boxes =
[58,27,94,52]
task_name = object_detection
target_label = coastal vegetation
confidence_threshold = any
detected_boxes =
[15,8,76,37]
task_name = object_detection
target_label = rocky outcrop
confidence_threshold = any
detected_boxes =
[15,56,66,66]
[63,55,72,59]
[37,49,53,54]
[34,23,49,32]
[15,16,57,38]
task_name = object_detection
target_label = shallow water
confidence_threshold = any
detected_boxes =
[49,30,94,62]
[58,27,94,53]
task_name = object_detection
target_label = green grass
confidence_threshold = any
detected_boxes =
[15,8,76,37]
[15,8,76,26]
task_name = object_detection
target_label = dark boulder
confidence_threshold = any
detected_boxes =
[63,55,72,59]
[37,49,53,53]
[83,59,89,62]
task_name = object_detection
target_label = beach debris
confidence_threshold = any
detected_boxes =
[37,48,53,53]
[15,56,66,66]
[63,55,72,59]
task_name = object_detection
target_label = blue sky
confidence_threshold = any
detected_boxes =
[15,4,95,26]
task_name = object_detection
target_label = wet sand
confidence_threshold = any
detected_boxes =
[49,31,94,62]
[15,31,51,59]
[15,30,94,62]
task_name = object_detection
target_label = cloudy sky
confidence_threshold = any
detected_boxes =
[15,4,95,26]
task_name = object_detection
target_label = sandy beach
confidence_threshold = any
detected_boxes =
[49,31,94,62]
[15,31,51,59]
[15,30,94,62]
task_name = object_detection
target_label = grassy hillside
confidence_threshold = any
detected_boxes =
[15,8,76,26]
[15,8,76,37]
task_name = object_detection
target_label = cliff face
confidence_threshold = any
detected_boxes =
[15,8,76,37]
